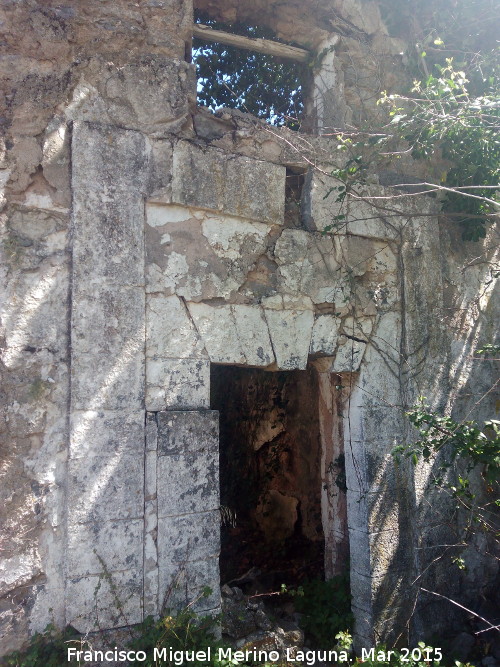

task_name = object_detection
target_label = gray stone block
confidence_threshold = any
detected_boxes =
[188,303,245,364]
[171,142,285,224]
[157,410,218,456]
[157,511,220,613]
[67,519,143,576]
[187,558,221,612]
[72,122,148,288]
[310,315,341,355]
[264,309,314,370]
[157,451,219,516]
[146,358,210,411]
[71,285,145,356]
[68,454,144,523]
[66,569,143,633]
[71,346,145,411]
[73,59,195,137]
[157,511,220,565]
[146,294,207,360]
[69,410,144,459]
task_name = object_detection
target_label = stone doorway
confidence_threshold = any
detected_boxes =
[211,364,348,592]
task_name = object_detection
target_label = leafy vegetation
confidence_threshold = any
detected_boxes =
[2,624,85,667]
[379,57,499,240]
[193,12,305,129]
[393,394,500,549]
[128,606,230,667]
[286,574,354,649]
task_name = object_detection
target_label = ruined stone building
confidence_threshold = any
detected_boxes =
[0,0,498,656]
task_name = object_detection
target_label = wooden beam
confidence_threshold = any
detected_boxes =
[192,24,310,63]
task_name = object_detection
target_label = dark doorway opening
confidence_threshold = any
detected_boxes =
[211,365,325,592]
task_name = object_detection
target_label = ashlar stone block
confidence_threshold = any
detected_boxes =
[146,294,207,360]
[157,511,220,565]
[67,453,144,524]
[231,304,274,367]
[187,303,245,364]
[157,511,220,612]
[72,122,149,288]
[66,569,143,633]
[157,410,219,456]
[146,358,210,411]
[274,229,340,304]
[69,410,144,459]
[171,142,285,224]
[310,315,341,355]
[67,519,143,577]
[72,285,145,357]
[187,558,221,613]
[264,309,314,370]
[71,343,145,411]
[332,339,367,372]
[157,452,219,516]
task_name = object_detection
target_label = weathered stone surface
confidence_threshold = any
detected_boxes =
[264,309,314,369]
[71,285,145,356]
[69,410,144,459]
[157,411,219,457]
[66,569,143,633]
[273,229,340,304]
[332,338,367,372]
[144,443,159,618]
[171,142,286,224]
[2,0,498,653]
[146,358,210,411]
[313,34,352,132]
[72,122,149,288]
[184,299,290,369]
[187,303,245,364]
[67,454,144,524]
[146,294,207,360]
[231,304,275,367]
[42,117,71,208]
[157,511,220,565]
[341,316,373,339]
[304,173,407,239]
[1,258,69,368]
[67,520,143,576]
[157,452,219,516]
[186,558,221,612]
[68,59,195,137]
[145,204,272,301]
[157,511,220,611]
[71,343,145,411]
[310,314,340,355]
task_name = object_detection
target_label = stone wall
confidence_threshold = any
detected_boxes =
[0,0,498,656]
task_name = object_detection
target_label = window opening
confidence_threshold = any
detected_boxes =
[285,166,307,228]
[193,11,309,130]
[211,364,325,592]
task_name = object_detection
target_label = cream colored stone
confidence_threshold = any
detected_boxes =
[187,303,245,364]
[231,304,274,367]
[264,309,314,370]
[172,141,285,224]
[146,294,207,359]
[341,316,374,339]
[310,315,341,355]
[66,569,143,633]
[332,339,366,372]
[146,358,210,410]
